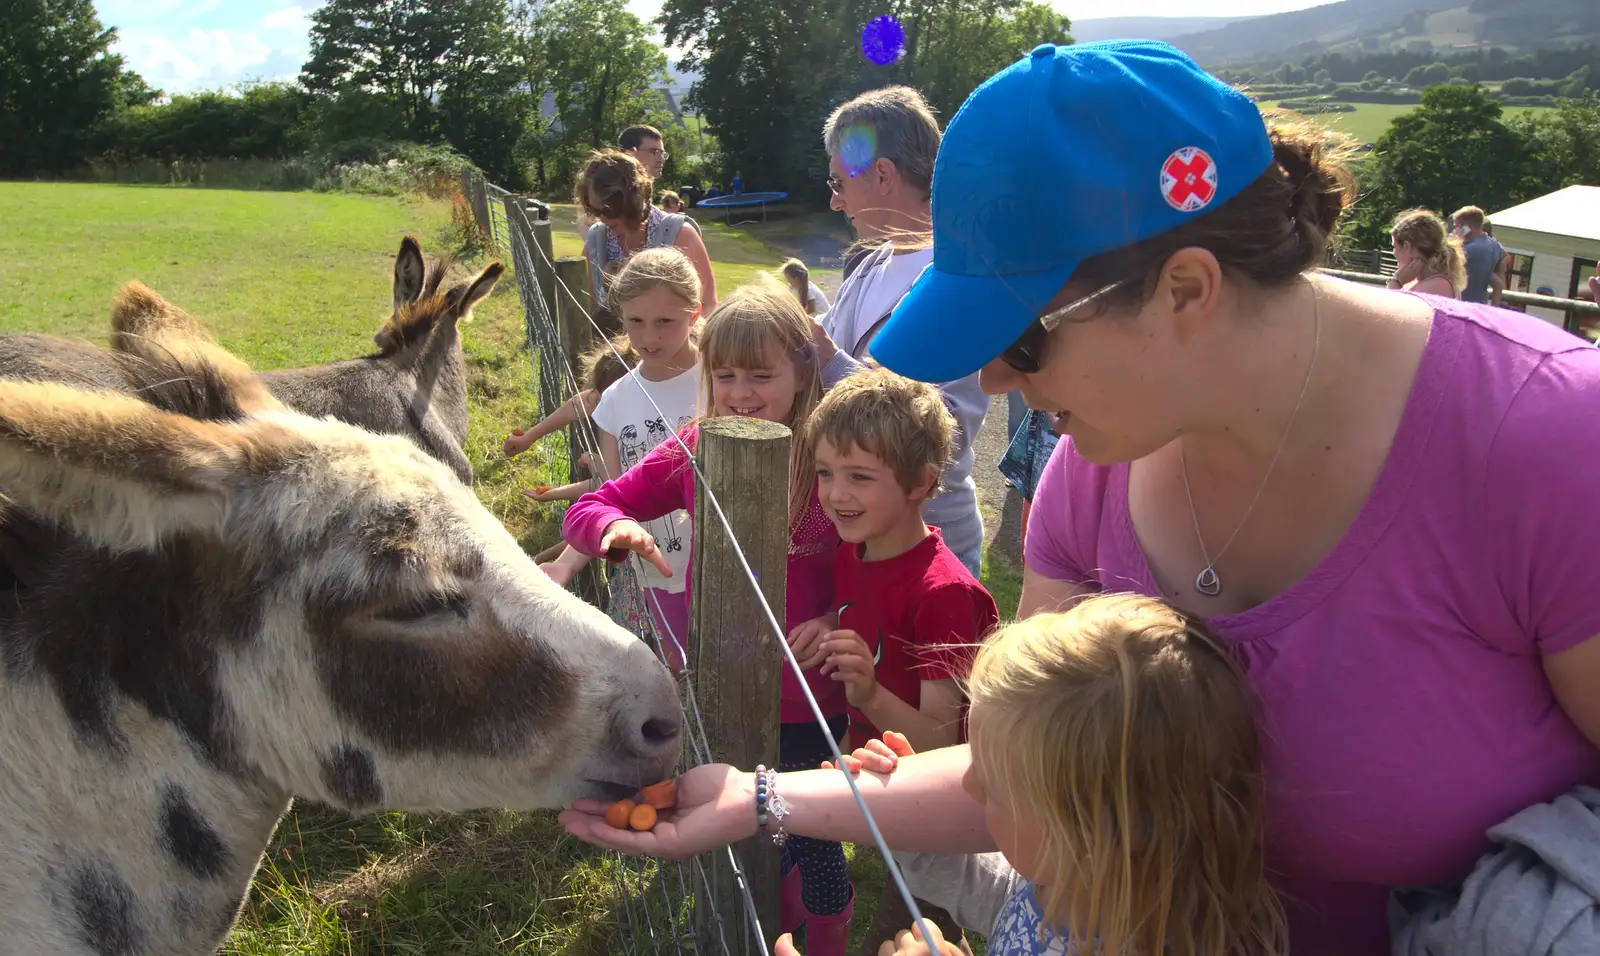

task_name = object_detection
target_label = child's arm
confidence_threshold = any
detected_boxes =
[523,478,599,502]
[504,390,596,457]
[819,583,993,752]
[818,632,962,751]
[562,427,697,562]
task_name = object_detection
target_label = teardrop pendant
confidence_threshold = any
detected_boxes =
[1195,566,1222,597]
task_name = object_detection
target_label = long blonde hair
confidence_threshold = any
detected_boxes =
[1392,208,1466,295]
[608,246,702,313]
[697,276,824,532]
[967,594,1287,956]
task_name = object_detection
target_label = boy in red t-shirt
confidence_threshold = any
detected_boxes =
[790,366,999,753]
[788,367,999,956]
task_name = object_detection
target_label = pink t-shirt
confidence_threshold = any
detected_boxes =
[1025,297,1600,955]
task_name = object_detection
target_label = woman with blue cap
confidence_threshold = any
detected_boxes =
[560,40,1600,955]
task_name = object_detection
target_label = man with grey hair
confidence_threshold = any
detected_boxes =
[802,83,982,956]
[813,86,991,580]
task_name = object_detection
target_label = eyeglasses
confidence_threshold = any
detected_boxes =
[997,280,1130,374]
[826,175,843,194]
[643,148,668,158]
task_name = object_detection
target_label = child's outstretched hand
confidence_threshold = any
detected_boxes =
[786,613,838,671]
[819,629,878,708]
[821,730,914,775]
[599,519,673,578]
[503,429,534,458]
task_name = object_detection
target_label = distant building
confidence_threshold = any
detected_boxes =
[1488,185,1600,338]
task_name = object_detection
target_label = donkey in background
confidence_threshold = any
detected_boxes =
[0,284,682,955]
[0,236,483,483]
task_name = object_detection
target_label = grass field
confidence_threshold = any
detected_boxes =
[0,181,963,956]
[1272,101,1556,145]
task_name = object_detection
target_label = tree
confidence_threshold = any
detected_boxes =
[0,0,152,175]
[515,0,674,192]
[662,0,1068,194]
[1346,84,1540,247]
[1511,91,1600,190]
[301,0,515,136]
[1403,62,1451,87]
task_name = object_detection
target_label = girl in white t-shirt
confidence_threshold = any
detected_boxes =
[535,247,702,645]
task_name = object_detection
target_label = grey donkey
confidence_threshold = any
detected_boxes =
[0,236,487,483]
[0,282,682,955]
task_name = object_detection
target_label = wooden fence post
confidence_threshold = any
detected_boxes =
[553,256,598,480]
[530,202,557,330]
[690,416,788,955]
[553,255,606,607]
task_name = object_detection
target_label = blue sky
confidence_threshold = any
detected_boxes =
[100,0,1321,94]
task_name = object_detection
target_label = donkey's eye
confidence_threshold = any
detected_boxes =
[380,593,469,622]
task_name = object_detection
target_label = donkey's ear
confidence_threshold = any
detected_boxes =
[394,237,427,312]
[0,381,300,552]
[447,262,505,318]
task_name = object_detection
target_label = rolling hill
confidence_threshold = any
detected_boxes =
[1102,0,1600,66]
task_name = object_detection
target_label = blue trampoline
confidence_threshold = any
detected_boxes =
[696,190,789,224]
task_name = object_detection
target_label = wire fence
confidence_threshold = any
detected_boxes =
[465,175,943,956]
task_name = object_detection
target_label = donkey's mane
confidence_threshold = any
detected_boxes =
[371,255,457,358]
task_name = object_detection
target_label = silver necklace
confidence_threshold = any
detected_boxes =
[1179,284,1321,598]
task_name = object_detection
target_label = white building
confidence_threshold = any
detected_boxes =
[1488,185,1600,336]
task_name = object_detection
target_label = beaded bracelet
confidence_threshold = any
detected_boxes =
[753,765,789,847]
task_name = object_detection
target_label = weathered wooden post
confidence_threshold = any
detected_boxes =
[690,416,787,955]
[553,256,598,480]
[529,201,557,330]
[553,255,606,607]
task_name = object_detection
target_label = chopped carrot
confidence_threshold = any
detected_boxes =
[604,799,635,829]
[639,778,678,810]
[628,803,658,831]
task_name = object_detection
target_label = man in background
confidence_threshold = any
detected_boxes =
[1452,205,1505,305]
[620,125,667,179]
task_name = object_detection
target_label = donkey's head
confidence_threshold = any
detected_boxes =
[0,297,681,811]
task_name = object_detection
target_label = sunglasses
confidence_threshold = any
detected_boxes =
[998,280,1129,374]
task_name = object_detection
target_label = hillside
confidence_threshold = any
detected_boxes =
[1153,0,1599,66]
[1070,16,1254,45]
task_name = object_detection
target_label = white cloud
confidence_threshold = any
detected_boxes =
[113,27,276,91]
[259,5,310,32]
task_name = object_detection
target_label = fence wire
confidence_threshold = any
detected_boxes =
[491,188,941,956]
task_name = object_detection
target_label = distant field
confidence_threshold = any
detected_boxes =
[1271,101,1556,145]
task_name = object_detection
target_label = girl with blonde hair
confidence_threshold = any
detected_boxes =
[564,276,858,949]
[1388,208,1466,297]
[953,593,1286,956]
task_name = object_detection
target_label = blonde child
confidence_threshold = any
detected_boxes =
[779,257,830,316]
[1388,209,1465,298]
[502,334,635,462]
[537,247,702,641]
[563,277,857,951]
[852,594,1287,956]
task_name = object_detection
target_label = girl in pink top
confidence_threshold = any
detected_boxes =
[563,278,859,945]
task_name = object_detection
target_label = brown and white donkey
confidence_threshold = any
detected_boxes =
[0,283,681,955]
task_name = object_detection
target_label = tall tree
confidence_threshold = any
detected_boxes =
[516,0,673,191]
[0,0,152,175]
[661,0,1067,194]
[302,0,518,136]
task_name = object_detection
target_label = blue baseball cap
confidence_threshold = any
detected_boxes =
[871,40,1274,383]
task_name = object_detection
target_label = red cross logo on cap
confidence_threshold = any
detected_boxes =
[1160,147,1218,212]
